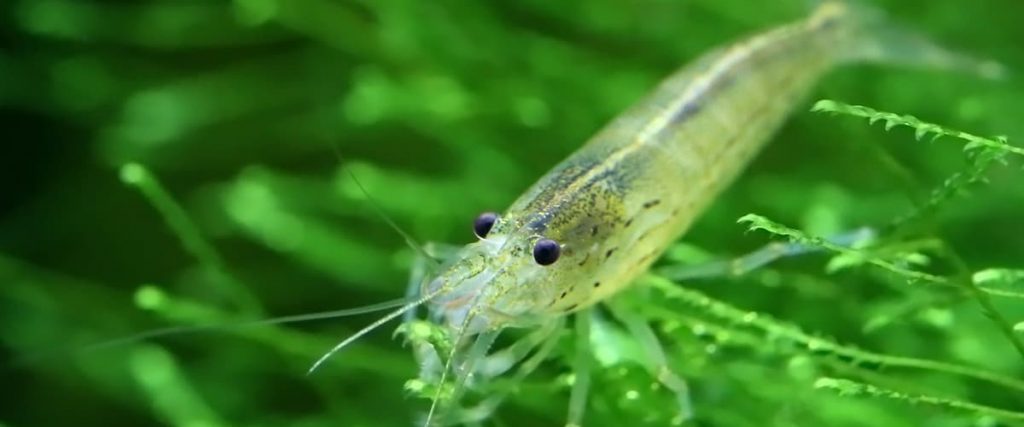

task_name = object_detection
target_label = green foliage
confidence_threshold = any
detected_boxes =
[3,1,1024,427]
[810,100,1023,157]
[814,378,1024,422]
[732,101,1024,424]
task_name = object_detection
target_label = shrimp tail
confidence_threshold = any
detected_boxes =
[810,0,1005,78]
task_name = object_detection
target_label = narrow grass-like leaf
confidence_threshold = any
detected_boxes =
[120,163,258,313]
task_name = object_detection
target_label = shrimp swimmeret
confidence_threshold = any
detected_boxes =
[307,2,989,426]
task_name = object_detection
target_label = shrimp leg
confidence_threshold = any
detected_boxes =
[606,300,693,424]
[566,309,593,427]
[444,317,569,423]
[479,319,562,378]
[517,317,566,378]
[657,227,875,281]
[449,318,567,426]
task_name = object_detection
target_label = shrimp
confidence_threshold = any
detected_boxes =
[307,2,994,425]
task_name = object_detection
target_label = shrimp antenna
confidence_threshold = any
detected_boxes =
[306,283,448,374]
[79,297,414,352]
[323,140,441,265]
[11,296,415,369]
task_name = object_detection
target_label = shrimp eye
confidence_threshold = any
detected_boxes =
[533,239,561,266]
[473,212,498,238]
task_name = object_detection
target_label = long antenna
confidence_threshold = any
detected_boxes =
[306,284,450,374]
[323,140,441,265]
[82,297,414,351]
[11,297,414,369]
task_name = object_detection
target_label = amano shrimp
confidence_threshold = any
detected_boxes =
[304,2,995,426]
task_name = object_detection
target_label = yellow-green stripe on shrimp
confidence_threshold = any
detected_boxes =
[308,2,991,425]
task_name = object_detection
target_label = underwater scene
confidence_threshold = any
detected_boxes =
[2,0,1024,426]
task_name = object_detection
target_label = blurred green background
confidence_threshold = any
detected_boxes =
[2,0,1023,426]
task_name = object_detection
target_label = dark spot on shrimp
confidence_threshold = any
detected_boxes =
[564,304,579,312]
[527,217,550,233]
[559,290,568,299]
[643,199,661,209]
[605,248,617,259]
[624,218,634,227]
[810,6,843,32]
[593,281,601,288]
[577,253,590,267]
[591,225,599,236]
[669,99,705,125]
